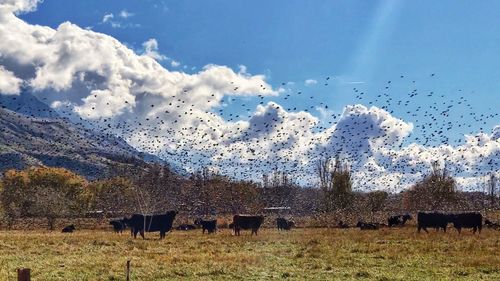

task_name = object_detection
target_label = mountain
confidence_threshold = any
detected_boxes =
[0,93,184,179]
[0,91,59,118]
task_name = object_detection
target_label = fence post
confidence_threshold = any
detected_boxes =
[17,268,30,281]
[126,260,131,281]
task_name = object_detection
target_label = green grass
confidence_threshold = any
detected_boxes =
[0,227,498,280]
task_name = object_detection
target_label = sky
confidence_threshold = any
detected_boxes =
[0,0,498,192]
[19,0,499,141]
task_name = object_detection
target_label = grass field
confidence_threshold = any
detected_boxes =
[0,227,498,280]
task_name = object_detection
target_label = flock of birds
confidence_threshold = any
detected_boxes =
[0,73,498,191]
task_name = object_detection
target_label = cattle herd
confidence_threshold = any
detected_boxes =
[416,212,483,234]
[60,211,498,238]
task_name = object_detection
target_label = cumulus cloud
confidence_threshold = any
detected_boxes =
[0,0,40,14]
[0,3,277,116]
[319,105,413,158]
[0,66,23,94]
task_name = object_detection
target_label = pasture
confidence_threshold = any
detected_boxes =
[0,227,498,280]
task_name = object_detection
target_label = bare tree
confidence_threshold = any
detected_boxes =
[316,155,353,212]
[488,173,497,209]
[403,161,457,211]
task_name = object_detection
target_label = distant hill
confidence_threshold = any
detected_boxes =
[0,93,184,179]
[0,91,60,118]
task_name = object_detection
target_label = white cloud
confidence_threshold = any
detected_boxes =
[0,66,23,95]
[142,38,166,61]
[492,126,500,141]
[305,79,317,86]
[119,10,133,19]
[315,106,334,123]
[0,0,40,14]
[101,11,138,28]
[102,13,113,23]
[110,22,121,28]
[0,2,278,121]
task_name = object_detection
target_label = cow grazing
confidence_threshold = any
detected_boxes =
[388,214,413,227]
[195,218,217,234]
[176,224,196,231]
[109,219,127,233]
[62,225,76,233]
[356,221,379,230]
[231,215,264,235]
[276,218,295,231]
[128,211,178,239]
[417,212,449,233]
[448,212,482,234]
[338,220,349,228]
[484,219,499,229]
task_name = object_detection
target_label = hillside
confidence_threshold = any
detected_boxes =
[0,106,174,179]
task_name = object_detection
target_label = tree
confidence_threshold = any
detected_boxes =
[487,173,497,209]
[403,162,456,211]
[0,170,26,228]
[129,163,180,214]
[258,170,298,212]
[85,177,136,216]
[0,167,87,229]
[316,155,353,212]
[366,191,388,212]
[262,174,270,188]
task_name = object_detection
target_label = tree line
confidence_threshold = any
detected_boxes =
[0,157,497,229]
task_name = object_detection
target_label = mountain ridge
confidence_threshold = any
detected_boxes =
[0,93,184,179]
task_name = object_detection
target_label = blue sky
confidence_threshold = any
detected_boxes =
[20,0,499,145]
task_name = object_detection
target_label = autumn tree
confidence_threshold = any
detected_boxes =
[0,167,87,229]
[0,169,26,228]
[84,177,136,216]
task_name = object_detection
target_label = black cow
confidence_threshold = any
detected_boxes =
[195,218,217,234]
[448,212,482,234]
[388,214,413,227]
[62,225,76,233]
[109,219,127,233]
[121,217,135,237]
[338,220,349,228]
[176,224,197,231]
[417,212,449,233]
[484,219,499,229]
[356,221,379,230]
[128,211,178,239]
[231,215,264,235]
[276,218,295,230]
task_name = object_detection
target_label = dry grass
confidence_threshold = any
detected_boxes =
[0,227,498,280]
